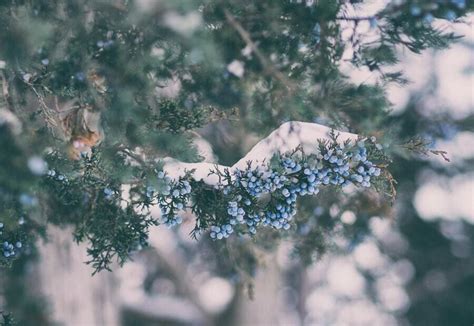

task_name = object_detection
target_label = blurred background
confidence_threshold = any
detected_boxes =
[0,1,473,325]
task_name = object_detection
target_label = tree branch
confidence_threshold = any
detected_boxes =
[162,121,358,185]
[223,9,297,92]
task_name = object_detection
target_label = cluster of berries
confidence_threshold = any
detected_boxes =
[0,223,22,259]
[155,171,192,227]
[47,169,68,182]
[206,140,384,240]
[210,195,253,240]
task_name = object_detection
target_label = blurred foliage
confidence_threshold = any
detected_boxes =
[0,0,473,324]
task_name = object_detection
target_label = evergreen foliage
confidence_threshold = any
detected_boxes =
[0,0,472,323]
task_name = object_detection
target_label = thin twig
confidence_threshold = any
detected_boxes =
[223,9,296,92]
[27,82,59,129]
[336,15,375,21]
[0,71,14,112]
[335,1,406,23]
[118,146,147,166]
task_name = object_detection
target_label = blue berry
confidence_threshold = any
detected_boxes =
[410,5,422,16]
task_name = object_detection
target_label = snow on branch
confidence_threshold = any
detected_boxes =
[40,120,387,269]
[162,121,358,185]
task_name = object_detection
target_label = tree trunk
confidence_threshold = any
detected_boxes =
[36,226,119,326]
